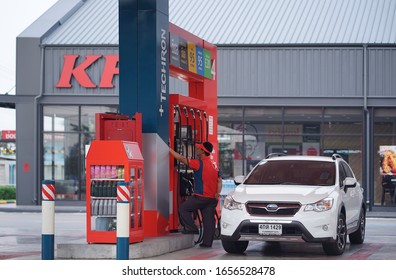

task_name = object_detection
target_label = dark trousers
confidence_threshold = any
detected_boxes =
[179,195,218,246]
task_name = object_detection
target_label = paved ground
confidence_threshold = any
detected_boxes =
[147,217,396,260]
[1,203,396,260]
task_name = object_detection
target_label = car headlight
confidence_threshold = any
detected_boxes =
[223,195,243,210]
[304,198,334,212]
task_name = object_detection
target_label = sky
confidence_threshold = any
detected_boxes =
[0,0,58,131]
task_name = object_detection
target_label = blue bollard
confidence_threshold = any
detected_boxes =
[116,181,130,260]
[41,180,55,260]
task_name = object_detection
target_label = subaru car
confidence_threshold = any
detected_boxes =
[220,154,366,255]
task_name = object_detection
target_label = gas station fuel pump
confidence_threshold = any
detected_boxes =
[90,17,218,239]
[169,94,211,232]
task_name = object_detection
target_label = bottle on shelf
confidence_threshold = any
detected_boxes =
[90,180,96,197]
[117,166,124,179]
[91,166,96,179]
[111,166,117,179]
[94,165,100,179]
[111,181,117,197]
[105,165,111,178]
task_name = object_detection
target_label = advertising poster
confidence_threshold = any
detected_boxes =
[379,146,396,175]
[302,142,320,156]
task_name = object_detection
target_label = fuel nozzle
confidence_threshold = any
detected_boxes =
[182,106,188,117]
[196,109,202,120]
[190,108,195,119]
[173,105,177,118]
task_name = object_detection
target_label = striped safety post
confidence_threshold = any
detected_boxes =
[116,181,131,260]
[41,180,55,260]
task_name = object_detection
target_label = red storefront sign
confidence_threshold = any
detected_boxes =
[56,54,119,88]
[1,130,16,141]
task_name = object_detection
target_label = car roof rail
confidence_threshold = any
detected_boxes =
[265,153,287,159]
[332,154,343,160]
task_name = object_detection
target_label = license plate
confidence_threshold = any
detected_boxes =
[258,224,282,235]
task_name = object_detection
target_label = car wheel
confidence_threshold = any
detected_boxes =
[349,207,366,244]
[322,212,347,255]
[221,239,249,254]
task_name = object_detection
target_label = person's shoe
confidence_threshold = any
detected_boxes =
[181,229,199,234]
[199,243,212,248]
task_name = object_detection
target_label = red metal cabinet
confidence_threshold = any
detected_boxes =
[86,140,144,243]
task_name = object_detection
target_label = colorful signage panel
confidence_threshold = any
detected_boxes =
[179,38,188,71]
[170,34,180,67]
[203,49,212,79]
[169,34,213,79]
[187,42,197,73]
[196,46,204,76]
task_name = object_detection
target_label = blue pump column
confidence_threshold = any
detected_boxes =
[119,0,170,233]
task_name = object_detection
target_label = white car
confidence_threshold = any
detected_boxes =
[220,153,366,255]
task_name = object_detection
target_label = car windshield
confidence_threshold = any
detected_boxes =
[244,160,336,186]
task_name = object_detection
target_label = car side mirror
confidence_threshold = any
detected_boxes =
[234,175,245,186]
[343,177,357,188]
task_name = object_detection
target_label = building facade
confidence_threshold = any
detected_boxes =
[14,0,396,210]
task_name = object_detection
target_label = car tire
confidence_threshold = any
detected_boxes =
[349,207,366,244]
[322,212,347,255]
[221,239,249,254]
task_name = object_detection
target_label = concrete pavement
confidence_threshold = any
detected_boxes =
[1,203,396,260]
[0,203,196,260]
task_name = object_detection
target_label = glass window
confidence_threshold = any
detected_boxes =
[284,108,322,156]
[217,106,363,187]
[373,108,396,206]
[43,132,79,200]
[281,136,303,155]
[44,106,79,132]
[81,106,117,134]
[245,160,335,186]
[321,108,363,185]
[284,108,322,124]
[218,107,244,179]
[338,162,347,186]
[218,133,244,178]
[322,135,362,182]
[42,105,117,201]
[341,161,354,178]
[374,108,396,134]
[218,106,243,119]
[218,106,243,126]
[245,107,282,123]
[244,108,284,163]
[323,108,362,134]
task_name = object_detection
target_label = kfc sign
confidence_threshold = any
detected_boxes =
[56,54,119,88]
[1,130,16,141]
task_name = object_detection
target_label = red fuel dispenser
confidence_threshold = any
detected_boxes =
[85,24,218,239]
[168,94,221,233]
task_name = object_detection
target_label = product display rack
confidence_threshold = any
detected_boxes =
[85,140,144,244]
